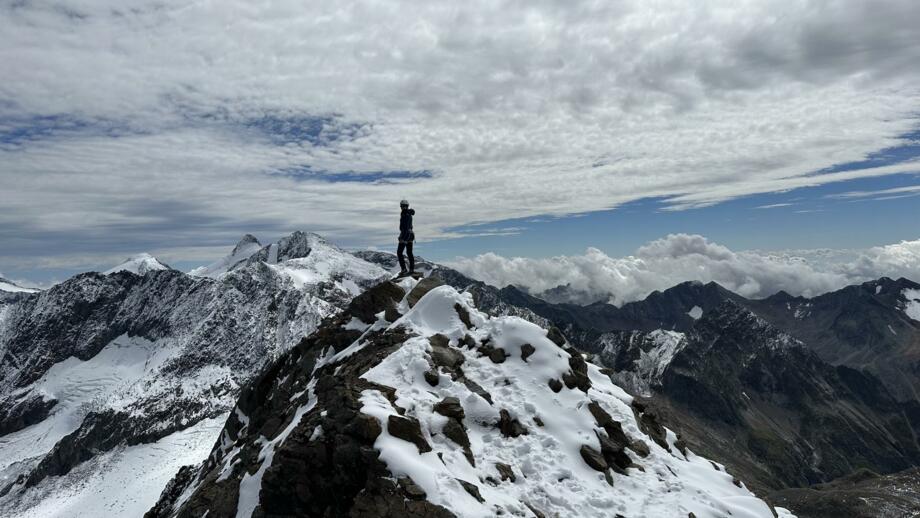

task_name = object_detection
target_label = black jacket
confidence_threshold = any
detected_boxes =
[399,208,415,242]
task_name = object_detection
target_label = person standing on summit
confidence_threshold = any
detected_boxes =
[397,199,415,276]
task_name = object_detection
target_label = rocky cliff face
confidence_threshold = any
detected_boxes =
[591,300,920,495]
[0,232,390,517]
[148,277,794,518]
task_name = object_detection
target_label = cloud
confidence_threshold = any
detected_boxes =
[830,184,920,200]
[2,0,920,270]
[446,234,920,305]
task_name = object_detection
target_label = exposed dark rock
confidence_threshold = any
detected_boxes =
[442,419,470,449]
[458,376,493,404]
[457,479,484,503]
[0,394,57,436]
[388,415,433,453]
[495,462,516,482]
[424,370,440,386]
[398,477,427,500]
[596,430,633,473]
[580,444,608,471]
[547,327,567,347]
[548,378,563,393]
[562,353,592,392]
[350,280,406,324]
[407,277,444,307]
[498,409,528,438]
[631,401,670,452]
[454,303,473,329]
[630,440,650,457]
[384,305,401,323]
[433,397,465,420]
[520,343,536,362]
[429,336,464,370]
[488,347,508,364]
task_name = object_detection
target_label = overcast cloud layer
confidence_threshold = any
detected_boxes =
[448,234,920,305]
[2,0,920,270]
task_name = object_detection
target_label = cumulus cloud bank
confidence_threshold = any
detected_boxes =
[447,234,920,305]
[2,0,920,271]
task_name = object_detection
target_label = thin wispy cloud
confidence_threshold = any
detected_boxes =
[2,0,920,273]
[831,184,920,199]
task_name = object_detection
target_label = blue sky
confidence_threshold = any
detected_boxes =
[2,1,920,289]
[426,169,920,261]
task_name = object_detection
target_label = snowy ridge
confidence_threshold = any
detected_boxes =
[360,284,783,517]
[103,253,171,275]
[189,235,262,278]
[0,278,39,294]
[155,277,794,518]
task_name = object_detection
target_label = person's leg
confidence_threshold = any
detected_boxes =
[407,241,415,272]
[397,242,407,272]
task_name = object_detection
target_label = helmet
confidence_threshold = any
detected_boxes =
[400,199,409,206]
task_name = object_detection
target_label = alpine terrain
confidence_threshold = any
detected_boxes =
[147,274,795,518]
[0,232,390,517]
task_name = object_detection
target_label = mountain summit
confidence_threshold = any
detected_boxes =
[103,253,171,275]
[149,276,794,518]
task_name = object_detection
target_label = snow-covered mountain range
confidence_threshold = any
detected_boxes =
[0,231,917,517]
[0,232,389,517]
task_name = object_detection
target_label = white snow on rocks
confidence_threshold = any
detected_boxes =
[103,253,170,275]
[902,288,920,322]
[608,330,687,397]
[688,305,703,319]
[237,382,317,518]
[6,414,226,518]
[358,282,791,518]
[0,335,179,473]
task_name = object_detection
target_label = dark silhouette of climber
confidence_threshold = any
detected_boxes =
[397,199,415,275]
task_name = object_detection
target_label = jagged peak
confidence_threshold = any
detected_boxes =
[231,234,262,256]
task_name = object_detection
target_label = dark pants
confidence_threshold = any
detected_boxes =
[397,241,414,272]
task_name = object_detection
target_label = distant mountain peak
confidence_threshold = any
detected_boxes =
[231,234,261,256]
[103,253,171,275]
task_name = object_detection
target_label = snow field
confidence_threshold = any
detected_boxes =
[11,414,227,518]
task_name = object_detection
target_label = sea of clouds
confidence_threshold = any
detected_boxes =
[448,234,920,305]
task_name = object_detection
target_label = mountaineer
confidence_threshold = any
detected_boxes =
[397,199,415,276]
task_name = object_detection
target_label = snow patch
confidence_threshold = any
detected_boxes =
[902,289,920,322]
[687,306,703,319]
